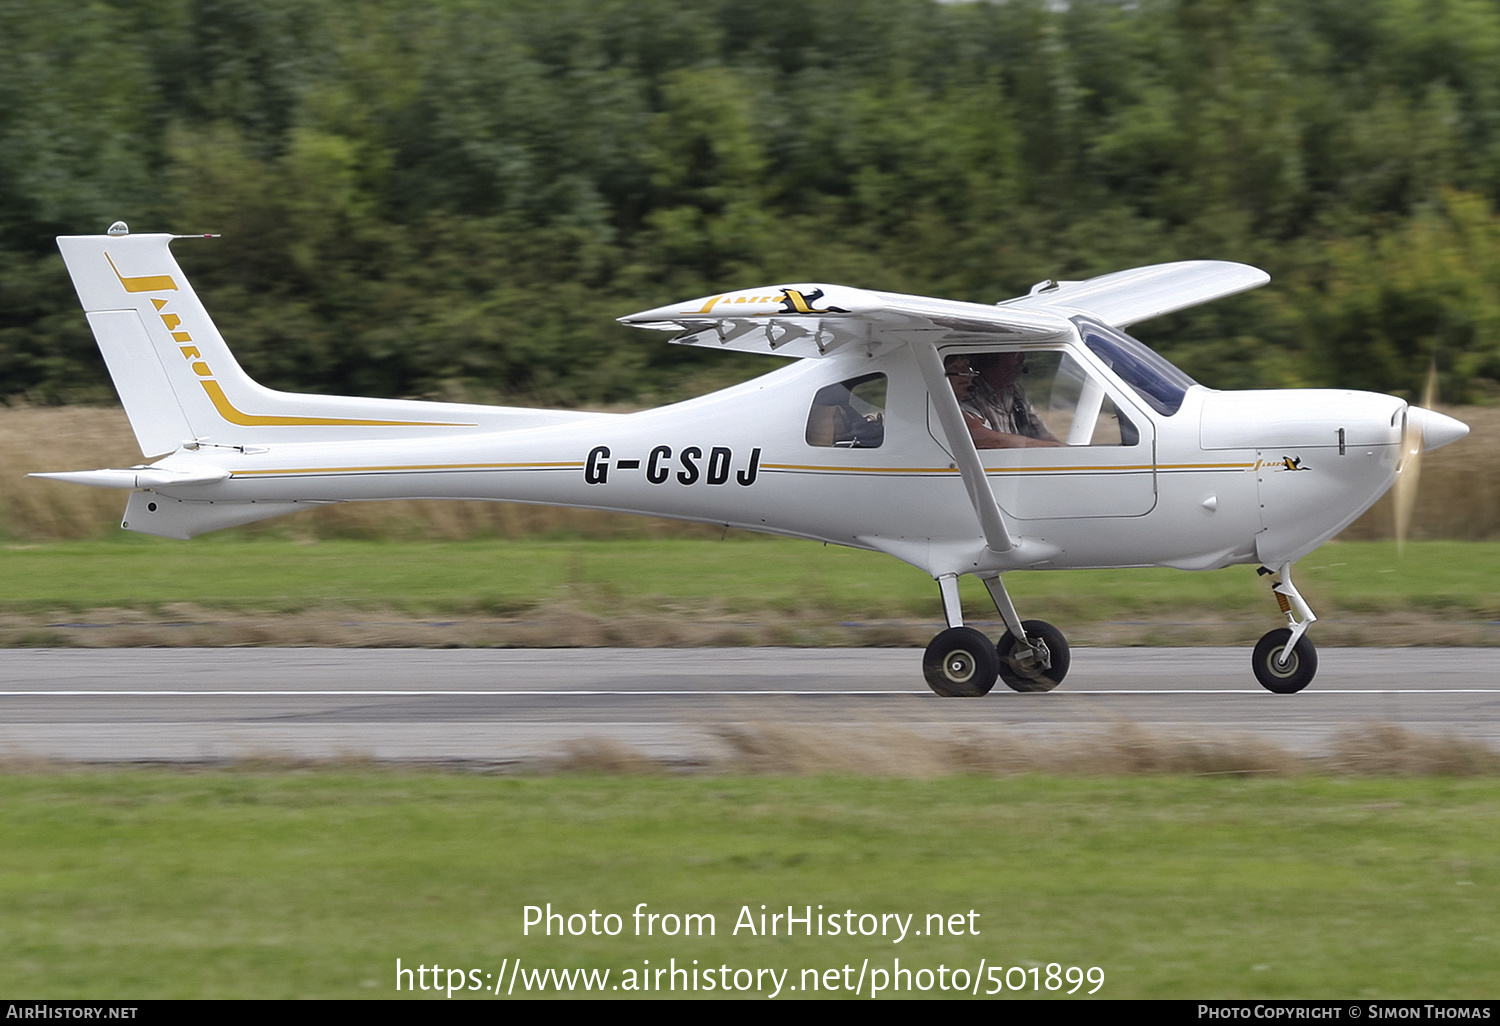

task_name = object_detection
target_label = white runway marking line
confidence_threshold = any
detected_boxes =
[0,689,913,697]
[2,689,1499,697]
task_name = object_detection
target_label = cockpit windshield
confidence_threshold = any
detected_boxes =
[1072,317,1197,417]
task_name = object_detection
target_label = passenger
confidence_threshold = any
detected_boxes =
[806,379,884,447]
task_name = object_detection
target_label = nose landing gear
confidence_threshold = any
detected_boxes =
[1252,562,1318,693]
[921,572,1071,696]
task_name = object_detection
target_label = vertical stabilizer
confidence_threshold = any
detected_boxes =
[56,230,580,454]
[59,232,264,454]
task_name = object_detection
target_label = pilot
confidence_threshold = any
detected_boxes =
[945,354,1062,449]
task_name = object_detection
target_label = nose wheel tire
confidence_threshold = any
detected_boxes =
[1252,628,1318,694]
[923,627,999,696]
[997,620,1070,692]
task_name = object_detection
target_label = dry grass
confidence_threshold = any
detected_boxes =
[0,601,897,649]
[5,403,1498,541]
[711,722,1296,777]
[1324,722,1500,775]
[7,723,1492,777]
[0,406,142,539]
[691,721,1500,777]
[1341,404,1500,541]
[0,404,720,542]
[552,739,673,775]
[2,604,1494,649]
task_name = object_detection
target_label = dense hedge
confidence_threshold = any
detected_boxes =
[5,0,1500,405]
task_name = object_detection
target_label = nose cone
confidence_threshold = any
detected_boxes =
[1408,407,1470,451]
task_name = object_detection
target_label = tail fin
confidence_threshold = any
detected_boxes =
[57,230,598,456]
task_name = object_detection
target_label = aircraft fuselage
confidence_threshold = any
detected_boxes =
[126,343,1409,581]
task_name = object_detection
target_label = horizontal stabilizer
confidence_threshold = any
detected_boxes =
[30,465,230,490]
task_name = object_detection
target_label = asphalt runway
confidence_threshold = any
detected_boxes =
[1,647,1497,764]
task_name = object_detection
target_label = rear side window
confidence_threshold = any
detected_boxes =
[806,373,887,447]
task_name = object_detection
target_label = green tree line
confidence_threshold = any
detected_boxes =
[5,0,1500,406]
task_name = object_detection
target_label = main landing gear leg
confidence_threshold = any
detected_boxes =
[920,574,1073,697]
[1252,562,1319,694]
[921,574,999,697]
[980,572,1070,693]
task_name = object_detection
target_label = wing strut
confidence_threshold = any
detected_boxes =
[911,343,1014,554]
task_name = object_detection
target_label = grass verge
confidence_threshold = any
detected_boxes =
[2,767,1497,998]
[1,536,1497,647]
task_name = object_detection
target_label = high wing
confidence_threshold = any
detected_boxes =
[619,261,1269,563]
[620,283,1080,559]
[619,284,1073,358]
[618,261,1268,358]
[998,260,1269,328]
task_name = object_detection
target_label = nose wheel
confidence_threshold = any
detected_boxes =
[1252,627,1318,694]
[1253,562,1319,693]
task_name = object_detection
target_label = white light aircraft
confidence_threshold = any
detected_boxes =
[35,224,1469,695]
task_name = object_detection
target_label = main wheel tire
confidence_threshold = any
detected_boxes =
[1252,628,1317,694]
[922,627,999,697]
[996,619,1070,693]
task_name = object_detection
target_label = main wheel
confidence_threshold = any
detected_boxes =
[996,620,1070,692]
[1252,628,1317,693]
[922,627,999,697]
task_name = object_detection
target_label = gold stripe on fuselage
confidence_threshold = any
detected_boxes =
[231,461,584,478]
[229,459,1254,480]
[762,461,1254,475]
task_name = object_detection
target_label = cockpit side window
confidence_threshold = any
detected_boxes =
[1036,351,1140,446]
[941,350,1139,447]
[806,373,887,448]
